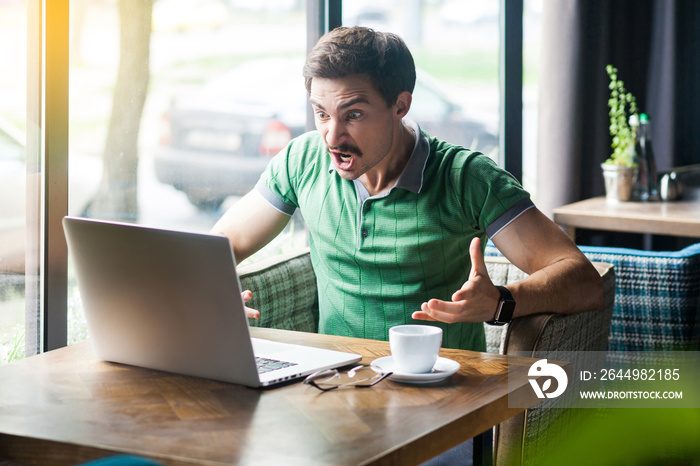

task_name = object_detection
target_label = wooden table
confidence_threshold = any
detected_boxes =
[553,196,700,238]
[0,328,553,466]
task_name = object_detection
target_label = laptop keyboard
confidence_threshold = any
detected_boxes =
[256,356,298,374]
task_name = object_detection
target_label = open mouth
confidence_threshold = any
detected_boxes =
[328,144,361,171]
[331,151,354,170]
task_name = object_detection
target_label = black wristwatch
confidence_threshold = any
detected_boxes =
[486,285,516,326]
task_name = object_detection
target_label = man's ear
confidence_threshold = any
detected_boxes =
[394,91,412,119]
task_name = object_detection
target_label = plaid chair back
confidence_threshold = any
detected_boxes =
[580,243,700,354]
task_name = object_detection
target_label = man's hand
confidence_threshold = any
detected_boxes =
[242,290,261,319]
[412,237,500,324]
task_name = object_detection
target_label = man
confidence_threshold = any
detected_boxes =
[212,26,603,352]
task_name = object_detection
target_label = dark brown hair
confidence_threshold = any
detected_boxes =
[303,26,416,107]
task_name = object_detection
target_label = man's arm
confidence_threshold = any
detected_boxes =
[211,189,291,319]
[210,189,291,264]
[490,207,604,316]
[413,207,604,323]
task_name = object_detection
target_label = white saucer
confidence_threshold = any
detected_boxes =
[370,356,461,384]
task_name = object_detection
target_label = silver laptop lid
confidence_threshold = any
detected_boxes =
[63,216,361,387]
[64,216,264,387]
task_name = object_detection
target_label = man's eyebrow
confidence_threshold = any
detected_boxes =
[309,96,370,111]
[309,99,324,110]
[338,96,370,109]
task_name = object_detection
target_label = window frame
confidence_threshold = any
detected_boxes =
[28,0,70,353]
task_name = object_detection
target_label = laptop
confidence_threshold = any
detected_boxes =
[63,216,361,387]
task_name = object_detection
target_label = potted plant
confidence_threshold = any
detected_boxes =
[602,65,639,202]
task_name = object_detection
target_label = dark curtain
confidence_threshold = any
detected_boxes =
[536,0,700,218]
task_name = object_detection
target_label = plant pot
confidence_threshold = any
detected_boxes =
[602,163,637,202]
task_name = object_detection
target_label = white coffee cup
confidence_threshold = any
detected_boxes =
[389,325,443,374]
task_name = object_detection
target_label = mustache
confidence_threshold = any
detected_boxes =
[328,143,362,157]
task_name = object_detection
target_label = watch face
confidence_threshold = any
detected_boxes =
[497,300,516,323]
[495,286,515,323]
[487,286,515,325]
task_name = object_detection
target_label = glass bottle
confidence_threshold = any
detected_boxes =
[635,114,659,201]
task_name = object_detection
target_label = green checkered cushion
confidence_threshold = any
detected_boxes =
[238,249,319,333]
[580,243,700,353]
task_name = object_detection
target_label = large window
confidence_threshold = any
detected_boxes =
[69,0,307,235]
[66,0,308,344]
[1,0,536,360]
[523,0,542,197]
[0,0,30,364]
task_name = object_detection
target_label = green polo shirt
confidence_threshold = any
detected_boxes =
[256,121,533,351]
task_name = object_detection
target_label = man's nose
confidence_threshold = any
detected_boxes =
[324,119,346,147]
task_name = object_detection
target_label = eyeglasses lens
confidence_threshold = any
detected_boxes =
[305,366,390,391]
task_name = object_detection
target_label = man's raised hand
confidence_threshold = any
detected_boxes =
[412,237,499,324]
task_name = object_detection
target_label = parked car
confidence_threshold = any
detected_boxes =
[154,57,498,211]
[0,118,102,275]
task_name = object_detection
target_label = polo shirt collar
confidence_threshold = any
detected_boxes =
[326,119,430,194]
[395,120,429,193]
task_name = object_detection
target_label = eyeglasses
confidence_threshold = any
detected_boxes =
[303,365,393,392]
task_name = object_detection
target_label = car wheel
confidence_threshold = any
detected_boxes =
[185,191,226,212]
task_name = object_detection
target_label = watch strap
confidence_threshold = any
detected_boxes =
[486,285,516,326]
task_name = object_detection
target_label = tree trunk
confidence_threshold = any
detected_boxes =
[88,0,152,221]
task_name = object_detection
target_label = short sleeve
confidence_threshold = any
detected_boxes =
[256,132,325,216]
[450,151,533,237]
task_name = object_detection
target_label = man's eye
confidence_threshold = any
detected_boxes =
[315,111,329,120]
[347,111,361,120]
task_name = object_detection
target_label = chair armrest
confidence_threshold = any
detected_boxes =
[503,261,615,354]
[238,248,319,333]
[495,261,615,466]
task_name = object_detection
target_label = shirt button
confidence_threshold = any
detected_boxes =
[361,229,369,238]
